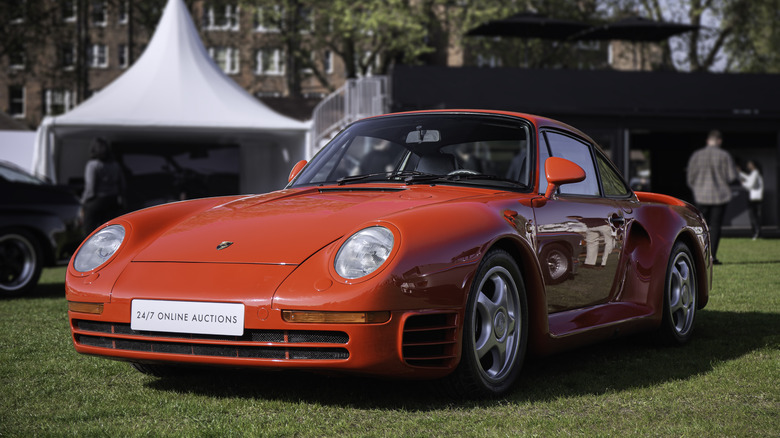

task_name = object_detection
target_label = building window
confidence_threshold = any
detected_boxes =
[476,54,502,68]
[256,91,281,98]
[9,46,26,70]
[299,8,314,33]
[63,0,77,22]
[91,1,107,26]
[203,4,240,31]
[255,49,284,76]
[8,86,25,118]
[254,6,281,32]
[87,44,109,68]
[301,52,314,75]
[118,0,128,24]
[323,50,333,74]
[10,1,26,24]
[209,47,240,74]
[118,44,128,68]
[44,89,74,115]
[61,44,76,69]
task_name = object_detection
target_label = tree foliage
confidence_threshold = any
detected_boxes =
[235,0,432,95]
[610,0,780,73]
[724,0,780,73]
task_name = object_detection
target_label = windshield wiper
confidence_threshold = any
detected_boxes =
[404,172,528,188]
[336,170,434,185]
[337,171,394,185]
[444,173,528,188]
[402,173,447,184]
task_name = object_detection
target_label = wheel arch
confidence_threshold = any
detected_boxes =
[626,204,710,314]
[488,236,549,356]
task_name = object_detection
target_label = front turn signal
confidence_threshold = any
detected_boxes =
[282,310,390,324]
[68,301,104,314]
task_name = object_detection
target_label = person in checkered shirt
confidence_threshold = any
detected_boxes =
[686,130,738,265]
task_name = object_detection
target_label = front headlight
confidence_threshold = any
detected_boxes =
[73,224,126,272]
[334,226,394,279]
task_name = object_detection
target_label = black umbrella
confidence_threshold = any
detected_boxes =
[466,12,592,40]
[571,16,699,42]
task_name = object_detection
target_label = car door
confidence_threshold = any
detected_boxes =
[534,130,628,313]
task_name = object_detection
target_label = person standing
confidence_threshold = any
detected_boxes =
[739,160,764,240]
[686,130,737,264]
[81,137,125,233]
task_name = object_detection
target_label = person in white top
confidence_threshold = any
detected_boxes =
[739,160,764,240]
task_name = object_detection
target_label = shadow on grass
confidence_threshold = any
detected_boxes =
[9,282,66,299]
[145,309,778,410]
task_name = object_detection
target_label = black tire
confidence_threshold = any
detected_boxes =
[0,229,43,297]
[657,241,697,345]
[442,249,528,398]
[540,243,572,285]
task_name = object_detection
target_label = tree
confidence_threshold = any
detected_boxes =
[724,0,780,73]
[611,0,780,73]
[239,0,432,96]
[0,1,60,60]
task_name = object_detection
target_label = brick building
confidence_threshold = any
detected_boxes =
[2,1,655,129]
[1,1,350,129]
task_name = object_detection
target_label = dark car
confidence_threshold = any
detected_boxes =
[1,160,83,296]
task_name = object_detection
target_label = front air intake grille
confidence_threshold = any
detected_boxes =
[74,320,349,361]
[402,312,458,368]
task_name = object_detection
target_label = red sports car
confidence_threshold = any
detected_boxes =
[66,111,711,397]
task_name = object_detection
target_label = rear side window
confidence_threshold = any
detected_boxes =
[544,131,599,196]
[596,150,630,197]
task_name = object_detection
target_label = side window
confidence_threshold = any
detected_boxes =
[596,150,630,197]
[544,131,599,196]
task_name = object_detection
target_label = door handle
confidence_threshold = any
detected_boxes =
[610,215,626,227]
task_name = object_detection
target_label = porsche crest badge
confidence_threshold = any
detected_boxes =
[216,241,234,250]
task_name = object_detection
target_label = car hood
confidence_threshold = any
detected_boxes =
[132,186,484,264]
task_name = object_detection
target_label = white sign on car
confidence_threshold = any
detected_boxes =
[131,299,245,336]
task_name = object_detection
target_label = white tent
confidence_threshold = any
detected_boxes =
[1,131,35,172]
[32,0,309,200]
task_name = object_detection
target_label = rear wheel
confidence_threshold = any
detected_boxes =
[443,249,528,398]
[0,230,43,297]
[658,241,697,344]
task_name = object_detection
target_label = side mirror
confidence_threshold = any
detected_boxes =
[544,157,585,199]
[288,160,307,182]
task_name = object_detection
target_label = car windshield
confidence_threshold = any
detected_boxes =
[0,162,45,185]
[291,113,533,190]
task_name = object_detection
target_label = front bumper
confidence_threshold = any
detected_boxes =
[69,308,460,379]
[67,254,472,379]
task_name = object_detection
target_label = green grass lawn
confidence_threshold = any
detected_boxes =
[1,238,778,437]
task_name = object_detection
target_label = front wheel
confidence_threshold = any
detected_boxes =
[443,249,528,398]
[658,241,697,344]
[0,230,43,297]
